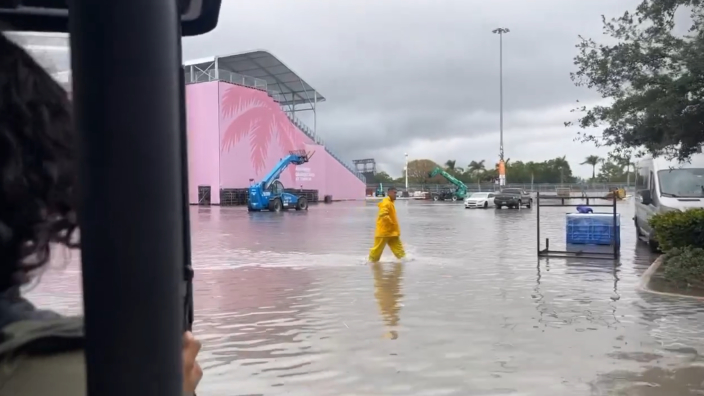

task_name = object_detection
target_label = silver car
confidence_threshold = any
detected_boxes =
[464,192,496,209]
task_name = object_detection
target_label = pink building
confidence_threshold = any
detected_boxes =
[184,51,366,205]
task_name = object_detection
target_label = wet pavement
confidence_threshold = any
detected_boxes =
[27,198,704,396]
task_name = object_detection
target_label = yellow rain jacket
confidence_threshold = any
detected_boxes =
[375,197,400,237]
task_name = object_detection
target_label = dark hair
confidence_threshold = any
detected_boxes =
[0,32,78,292]
[387,187,397,192]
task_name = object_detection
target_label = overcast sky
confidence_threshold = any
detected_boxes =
[182,1,638,177]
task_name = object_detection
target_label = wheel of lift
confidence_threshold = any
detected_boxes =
[296,197,308,211]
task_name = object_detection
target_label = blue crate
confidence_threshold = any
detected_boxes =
[566,213,620,245]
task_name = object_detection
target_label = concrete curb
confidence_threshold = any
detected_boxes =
[638,255,704,300]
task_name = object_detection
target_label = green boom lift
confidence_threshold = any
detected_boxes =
[428,167,468,201]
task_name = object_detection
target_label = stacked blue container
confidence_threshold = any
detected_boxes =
[566,213,620,245]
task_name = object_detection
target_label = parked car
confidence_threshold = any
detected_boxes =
[494,188,533,209]
[464,192,495,209]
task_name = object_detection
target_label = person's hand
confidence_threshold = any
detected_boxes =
[183,331,203,394]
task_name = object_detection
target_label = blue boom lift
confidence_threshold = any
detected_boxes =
[248,150,313,212]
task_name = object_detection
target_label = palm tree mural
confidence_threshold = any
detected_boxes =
[219,86,305,177]
[581,155,601,179]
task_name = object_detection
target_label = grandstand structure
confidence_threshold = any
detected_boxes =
[183,51,365,182]
[353,158,377,183]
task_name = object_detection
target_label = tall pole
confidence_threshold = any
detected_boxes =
[499,33,504,161]
[492,27,509,186]
[404,153,409,191]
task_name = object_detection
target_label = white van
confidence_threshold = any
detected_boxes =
[634,153,704,251]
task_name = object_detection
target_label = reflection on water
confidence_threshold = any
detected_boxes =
[372,262,404,340]
[23,200,704,395]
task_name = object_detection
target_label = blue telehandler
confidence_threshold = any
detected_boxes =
[248,150,312,212]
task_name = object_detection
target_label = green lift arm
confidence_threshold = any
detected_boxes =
[429,167,468,199]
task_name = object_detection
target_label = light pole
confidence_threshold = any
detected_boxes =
[492,27,509,186]
[404,153,409,191]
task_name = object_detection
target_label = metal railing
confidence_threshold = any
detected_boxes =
[283,112,366,183]
[184,68,268,91]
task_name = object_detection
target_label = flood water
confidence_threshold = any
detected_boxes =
[27,198,704,396]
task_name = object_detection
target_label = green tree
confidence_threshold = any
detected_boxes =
[444,159,463,176]
[407,159,444,185]
[463,160,487,182]
[467,160,486,173]
[374,171,393,184]
[569,0,704,162]
[597,161,625,182]
[580,155,601,179]
[458,157,577,184]
[609,153,637,185]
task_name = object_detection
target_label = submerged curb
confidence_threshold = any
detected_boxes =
[639,255,704,300]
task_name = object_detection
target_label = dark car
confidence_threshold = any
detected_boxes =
[494,188,533,209]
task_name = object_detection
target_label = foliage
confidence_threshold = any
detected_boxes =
[452,156,577,184]
[406,159,445,184]
[581,155,601,179]
[501,157,576,184]
[596,160,636,182]
[382,157,584,185]
[444,160,463,173]
[569,0,704,162]
[662,247,704,289]
[373,171,394,184]
[649,208,704,250]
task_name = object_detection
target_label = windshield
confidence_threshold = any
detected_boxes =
[470,193,488,198]
[658,168,704,197]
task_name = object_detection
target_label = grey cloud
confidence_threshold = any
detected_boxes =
[183,0,642,169]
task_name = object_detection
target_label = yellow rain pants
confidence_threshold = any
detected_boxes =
[369,237,406,262]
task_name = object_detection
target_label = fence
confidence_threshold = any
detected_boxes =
[283,113,366,183]
[184,68,269,91]
[368,182,636,193]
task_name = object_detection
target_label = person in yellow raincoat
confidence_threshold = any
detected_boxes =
[369,187,406,262]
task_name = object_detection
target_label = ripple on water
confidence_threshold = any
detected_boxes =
[23,200,704,395]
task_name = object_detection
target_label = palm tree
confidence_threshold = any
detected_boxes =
[467,160,486,173]
[554,156,569,185]
[444,159,463,175]
[581,155,601,179]
[611,154,635,187]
